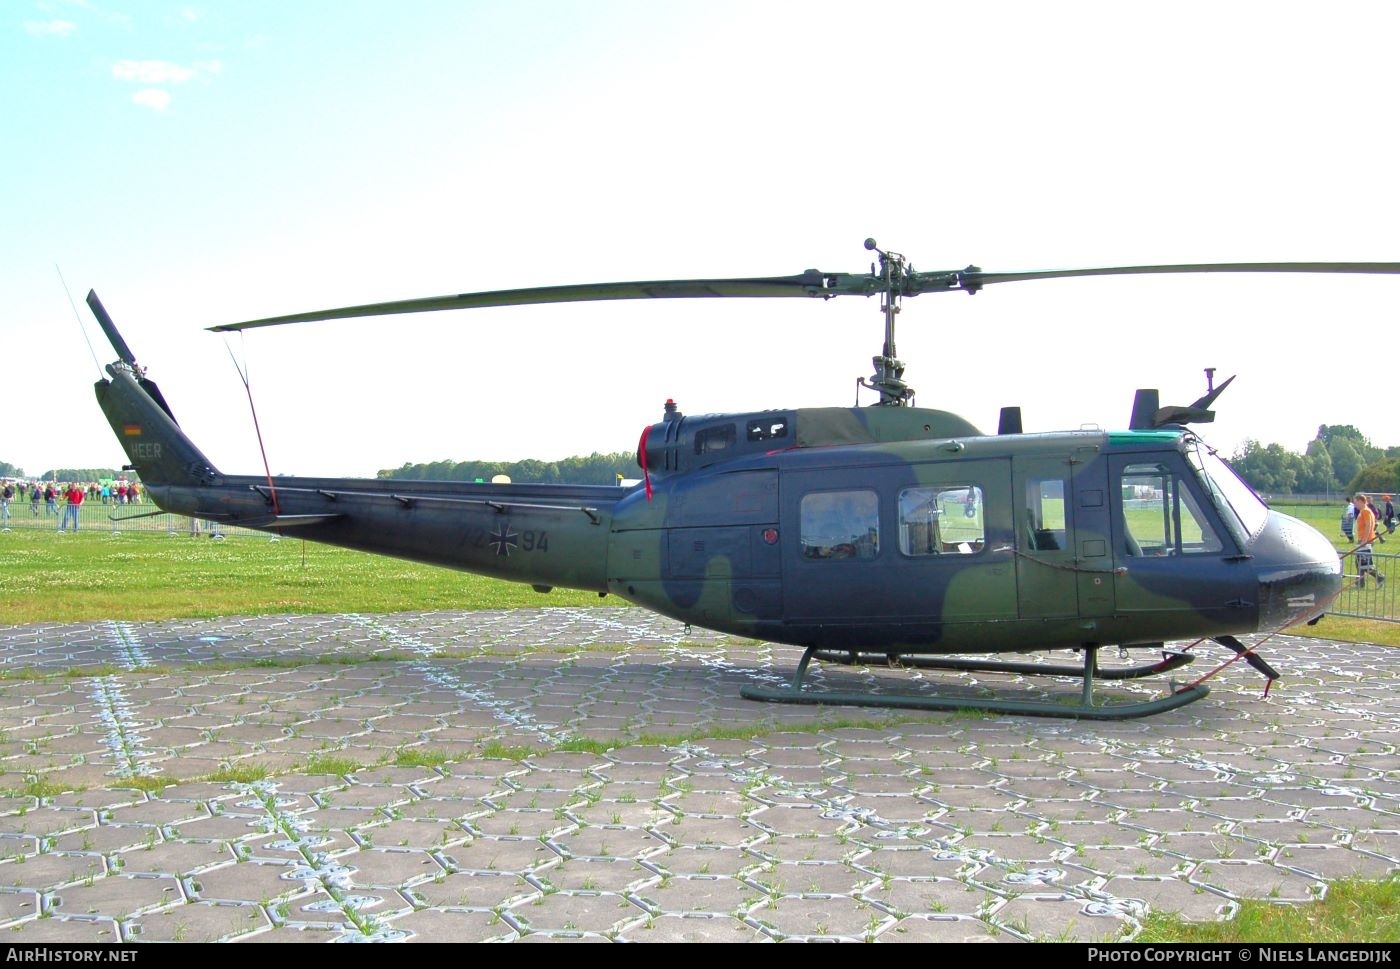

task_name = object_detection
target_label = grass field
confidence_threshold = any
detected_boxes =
[0,530,605,624]
[1270,500,1367,549]
[1136,878,1400,943]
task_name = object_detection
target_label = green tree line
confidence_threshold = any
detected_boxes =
[0,462,125,483]
[1230,424,1400,496]
[376,451,638,486]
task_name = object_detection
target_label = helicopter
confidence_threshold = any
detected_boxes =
[87,241,1400,720]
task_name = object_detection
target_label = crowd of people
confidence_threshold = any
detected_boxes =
[0,479,142,532]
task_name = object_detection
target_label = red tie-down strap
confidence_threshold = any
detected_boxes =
[1171,583,1342,698]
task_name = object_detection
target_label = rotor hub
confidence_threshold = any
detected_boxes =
[860,240,915,405]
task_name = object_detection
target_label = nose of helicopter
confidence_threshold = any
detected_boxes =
[1253,510,1344,630]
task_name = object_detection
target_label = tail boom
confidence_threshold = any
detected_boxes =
[97,361,617,592]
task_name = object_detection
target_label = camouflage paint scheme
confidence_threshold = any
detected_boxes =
[87,247,1398,717]
[96,363,1341,659]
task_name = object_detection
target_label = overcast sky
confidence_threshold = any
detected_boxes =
[4,1,1398,479]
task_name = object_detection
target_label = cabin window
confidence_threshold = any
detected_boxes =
[746,417,789,442]
[1025,478,1067,551]
[800,489,879,560]
[1120,463,1222,556]
[694,424,736,454]
[898,485,985,555]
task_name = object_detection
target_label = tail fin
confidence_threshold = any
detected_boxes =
[91,293,221,487]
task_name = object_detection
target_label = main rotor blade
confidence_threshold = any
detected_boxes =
[946,261,1400,291]
[209,270,862,331]
[210,260,1400,332]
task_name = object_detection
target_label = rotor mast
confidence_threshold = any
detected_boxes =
[860,238,914,406]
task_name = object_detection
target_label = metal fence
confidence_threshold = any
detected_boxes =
[0,499,258,538]
[1331,550,1399,623]
[3,498,1397,623]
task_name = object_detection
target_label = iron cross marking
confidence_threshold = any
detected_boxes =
[490,521,519,557]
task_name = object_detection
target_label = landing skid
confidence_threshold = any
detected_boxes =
[740,646,1208,720]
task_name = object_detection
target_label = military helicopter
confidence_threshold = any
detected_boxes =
[87,241,1400,720]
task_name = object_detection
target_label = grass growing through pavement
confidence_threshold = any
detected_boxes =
[0,530,607,624]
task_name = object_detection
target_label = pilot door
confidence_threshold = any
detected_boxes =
[1108,452,1251,632]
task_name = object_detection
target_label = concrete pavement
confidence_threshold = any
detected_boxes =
[0,608,1395,942]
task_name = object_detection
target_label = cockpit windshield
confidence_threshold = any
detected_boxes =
[1187,438,1269,543]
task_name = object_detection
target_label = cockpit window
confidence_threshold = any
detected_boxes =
[1121,463,1223,556]
[1188,441,1268,542]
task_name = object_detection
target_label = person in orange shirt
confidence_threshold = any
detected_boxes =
[1353,493,1386,589]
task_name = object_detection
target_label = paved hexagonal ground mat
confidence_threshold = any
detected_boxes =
[0,609,1396,941]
